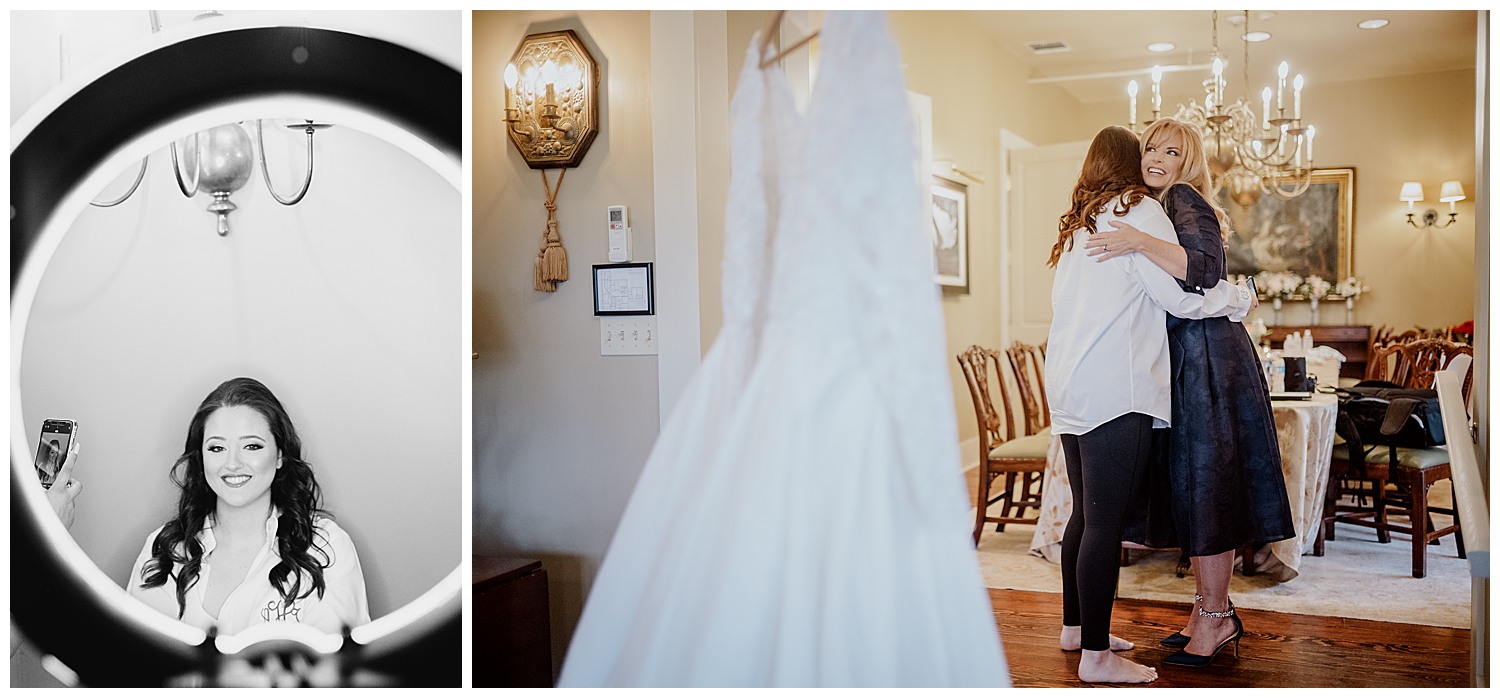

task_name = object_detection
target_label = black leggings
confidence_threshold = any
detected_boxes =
[1059,412,1154,651]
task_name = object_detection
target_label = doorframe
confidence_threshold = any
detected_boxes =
[997,128,1034,354]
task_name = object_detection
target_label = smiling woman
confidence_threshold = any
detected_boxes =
[125,378,371,637]
[11,11,460,687]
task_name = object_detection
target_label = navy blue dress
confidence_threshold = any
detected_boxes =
[1126,184,1296,557]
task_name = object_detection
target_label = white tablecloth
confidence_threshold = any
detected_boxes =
[1027,394,1339,582]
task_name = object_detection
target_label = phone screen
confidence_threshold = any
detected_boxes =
[34,419,75,489]
[1245,277,1259,297]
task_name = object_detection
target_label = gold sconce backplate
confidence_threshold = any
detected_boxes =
[505,30,600,169]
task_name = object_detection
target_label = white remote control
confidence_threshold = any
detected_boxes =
[607,205,630,262]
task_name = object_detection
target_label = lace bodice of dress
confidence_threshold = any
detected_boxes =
[760,11,963,519]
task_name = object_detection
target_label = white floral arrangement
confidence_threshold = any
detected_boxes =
[1301,275,1332,300]
[1254,270,1304,300]
[1333,276,1368,299]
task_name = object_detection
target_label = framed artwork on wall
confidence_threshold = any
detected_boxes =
[592,262,654,316]
[1218,167,1355,285]
[931,174,968,290]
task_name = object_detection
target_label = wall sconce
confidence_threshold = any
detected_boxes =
[501,29,601,292]
[1400,180,1466,229]
[502,30,600,169]
[92,119,332,236]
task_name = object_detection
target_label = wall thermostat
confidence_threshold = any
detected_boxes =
[607,205,631,262]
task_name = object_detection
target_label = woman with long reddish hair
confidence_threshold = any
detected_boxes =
[1084,118,1294,668]
[1044,125,1256,683]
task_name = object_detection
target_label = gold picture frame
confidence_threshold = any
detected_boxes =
[1218,167,1355,291]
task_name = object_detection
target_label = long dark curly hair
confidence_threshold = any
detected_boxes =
[140,377,330,618]
[1048,125,1155,268]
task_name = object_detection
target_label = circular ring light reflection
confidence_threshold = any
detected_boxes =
[11,24,459,687]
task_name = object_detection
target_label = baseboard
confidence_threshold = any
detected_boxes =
[961,434,980,472]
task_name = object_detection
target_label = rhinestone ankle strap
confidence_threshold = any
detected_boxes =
[1198,599,1236,618]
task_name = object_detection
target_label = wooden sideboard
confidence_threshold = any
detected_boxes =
[1265,324,1371,378]
[473,556,554,687]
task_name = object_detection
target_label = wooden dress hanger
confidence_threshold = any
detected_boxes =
[758,10,821,70]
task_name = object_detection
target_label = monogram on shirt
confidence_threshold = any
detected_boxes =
[261,598,304,623]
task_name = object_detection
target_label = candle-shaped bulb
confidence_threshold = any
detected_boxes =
[1261,86,1272,129]
[1127,80,1138,124]
[1293,74,1304,119]
[1151,65,1163,111]
[1212,57,1225,106]
[503,63,518,111]
[1305,125,1315,163]
[1277,61,1288,111]
[540,60,559,105]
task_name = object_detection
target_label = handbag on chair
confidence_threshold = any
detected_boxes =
[1334,380,1446,457]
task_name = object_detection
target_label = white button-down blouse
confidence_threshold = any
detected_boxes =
[126,509,371,636]
[1045,194,1252,436]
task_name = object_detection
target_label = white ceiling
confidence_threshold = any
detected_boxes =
[956,10,1480,106]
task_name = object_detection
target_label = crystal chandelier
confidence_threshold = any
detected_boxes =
[1128,11,1317,205]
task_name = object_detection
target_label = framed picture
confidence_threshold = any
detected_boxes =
[1217,167,1355,286]
[592,262,654,316]
[931,175,968,289]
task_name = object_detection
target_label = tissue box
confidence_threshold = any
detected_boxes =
[1307,357,1342,389]
[1303,345,1348,390]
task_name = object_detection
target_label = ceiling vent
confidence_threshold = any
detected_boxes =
[1026,40,1071,55]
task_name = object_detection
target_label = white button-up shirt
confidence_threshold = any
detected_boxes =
[126,509,370,635]
[1045,194,1252,436]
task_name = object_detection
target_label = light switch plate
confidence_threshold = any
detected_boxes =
[601,317,658,355]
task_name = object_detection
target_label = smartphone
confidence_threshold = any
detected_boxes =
[34,419,77,489]
[1244,276,1259,298]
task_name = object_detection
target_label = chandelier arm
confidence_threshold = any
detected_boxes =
[256,119,316,206]
[88,156,149,207]
[168,132,201,198]
[1240,131,1300,169]
[1261,169,1314,200]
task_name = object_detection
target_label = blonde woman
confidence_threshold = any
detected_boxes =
[1084,118,1294,668]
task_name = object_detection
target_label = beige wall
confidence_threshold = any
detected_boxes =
[1082,69,1478,332]
[471,10,660,678]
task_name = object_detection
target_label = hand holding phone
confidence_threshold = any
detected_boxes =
[44,450,83,529]
[34,419,77,489]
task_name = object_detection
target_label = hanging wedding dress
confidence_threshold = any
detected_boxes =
[558,11,1008,687]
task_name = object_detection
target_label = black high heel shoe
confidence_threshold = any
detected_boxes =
[1159,594,1201,649]
[1162,601,1243,667]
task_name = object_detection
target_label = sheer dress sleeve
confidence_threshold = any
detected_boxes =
[1164,183,1226,292]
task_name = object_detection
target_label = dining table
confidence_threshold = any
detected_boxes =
[1027,393,1340,582]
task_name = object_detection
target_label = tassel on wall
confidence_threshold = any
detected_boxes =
[535,168,570,292]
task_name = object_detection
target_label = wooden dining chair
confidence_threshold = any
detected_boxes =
[1316,341,1470,577]
[957,345,1049,545]
[1005,341,1050,436]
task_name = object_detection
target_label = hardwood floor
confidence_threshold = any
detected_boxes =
[989,588,1471,688]
[967,456,1474,687]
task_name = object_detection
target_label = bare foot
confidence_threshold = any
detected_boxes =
[1059,626,1135,651]
[1077,649,1158,684]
